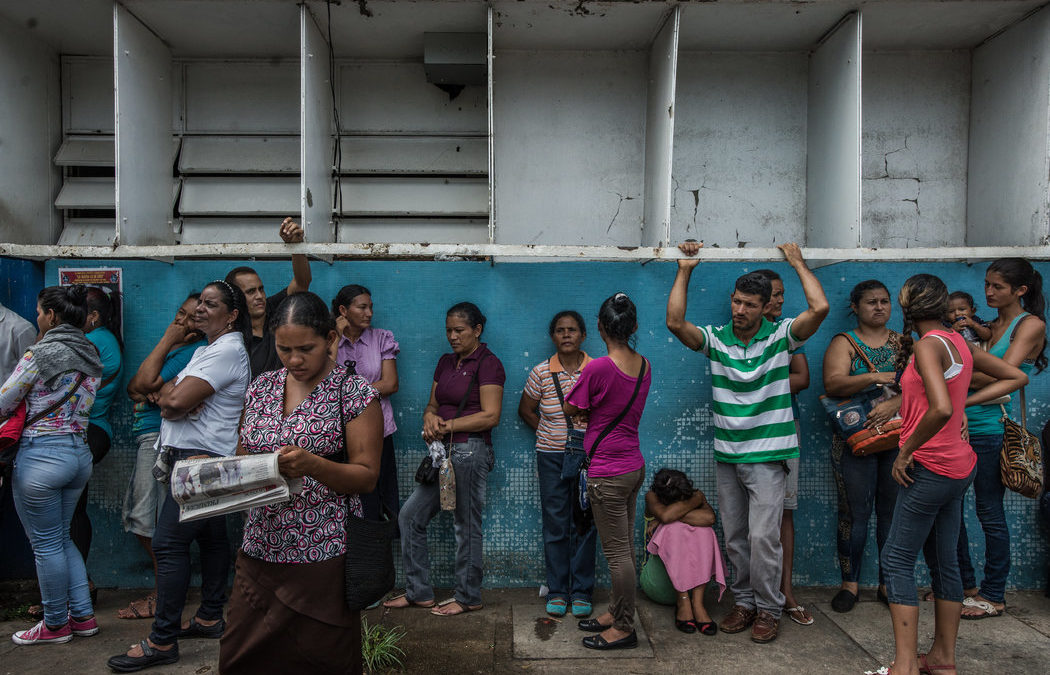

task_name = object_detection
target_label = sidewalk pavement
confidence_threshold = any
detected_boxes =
[2,586,1049,674]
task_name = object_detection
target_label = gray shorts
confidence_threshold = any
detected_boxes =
[783,456,799,511]
[121,432,164,538]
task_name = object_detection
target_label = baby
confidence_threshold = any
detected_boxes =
[948,291,992,345]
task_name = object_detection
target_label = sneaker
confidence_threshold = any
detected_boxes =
[69,614,99,637]
[719,605,756,634]
[750,610,779,643]
[12,620,73,645]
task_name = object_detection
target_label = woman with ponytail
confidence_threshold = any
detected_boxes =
[563,292,652,651]
[876,274,1026,675]
[1,285,102,645]
[954,258,1047,620]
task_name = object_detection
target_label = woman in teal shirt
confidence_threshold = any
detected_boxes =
[956,258,1046,619]
[73,288,123,568]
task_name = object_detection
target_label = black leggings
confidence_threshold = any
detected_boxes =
[70,423,110,563]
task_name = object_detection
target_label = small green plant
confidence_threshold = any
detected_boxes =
[361,617,406,673]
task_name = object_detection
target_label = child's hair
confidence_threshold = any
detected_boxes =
[650,468,695,505]
[948,291,975,310]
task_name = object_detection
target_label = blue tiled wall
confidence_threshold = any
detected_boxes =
[3,256,1047,591]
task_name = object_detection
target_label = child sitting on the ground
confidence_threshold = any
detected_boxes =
[641,468,726,636]
[949,291,992,345]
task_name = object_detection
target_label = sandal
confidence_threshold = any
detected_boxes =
[117,593,157,620]
[697,621,717,636]
[382,593,435,609]
[918,653,956,673]
[784,605,814,626]
[961,596,1004,620]
[430,599,483,616]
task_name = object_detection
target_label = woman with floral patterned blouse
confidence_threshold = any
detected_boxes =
[219,291,383,675]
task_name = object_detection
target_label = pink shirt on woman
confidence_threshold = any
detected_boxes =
[899,329,976,479]
[565,355,650,478]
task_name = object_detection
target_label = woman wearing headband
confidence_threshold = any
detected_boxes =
[108,280,251,672]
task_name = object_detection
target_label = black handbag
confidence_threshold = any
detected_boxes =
[549,361,586,481]
[415,353,487,484]
[337,368,397,611]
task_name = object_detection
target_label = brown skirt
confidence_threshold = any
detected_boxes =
[219,551,361,675]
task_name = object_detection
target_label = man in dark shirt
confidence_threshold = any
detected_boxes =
[225,217,312,378]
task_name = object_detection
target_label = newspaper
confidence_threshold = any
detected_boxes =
[171,453,302,522]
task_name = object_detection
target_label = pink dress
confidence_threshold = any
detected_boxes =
[646,521,727,598]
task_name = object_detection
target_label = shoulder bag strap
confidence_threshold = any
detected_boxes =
[587,357,647,464]
[839,332,879,374]
[25,372,88,428]
[549,359,573,433]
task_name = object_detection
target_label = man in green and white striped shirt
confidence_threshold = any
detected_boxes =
[666,241,829,644]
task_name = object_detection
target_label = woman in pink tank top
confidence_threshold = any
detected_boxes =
[874,274,1027,675]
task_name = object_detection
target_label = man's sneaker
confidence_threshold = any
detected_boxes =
[69,614,99,637]
[750,610,780,643]
[11,620,73,645]
[719,605,756,634]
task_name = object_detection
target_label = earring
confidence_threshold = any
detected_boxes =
[226,322,232,330]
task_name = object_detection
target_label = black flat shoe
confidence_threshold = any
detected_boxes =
[831,589,858,613]
[107,640,179,673]
[176,617,226,639]
[697,621,718,636]
[675,619,697,633]
[577,618,612,632]
[582,631,638,650]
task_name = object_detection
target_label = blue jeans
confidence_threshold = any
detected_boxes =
[954,434,1009,603]
[150,448,230,646]
[882,461,976,606]
[830,435,899,583]
[536,451,596,603]
[12,433,93,627]
[399,438,493,607]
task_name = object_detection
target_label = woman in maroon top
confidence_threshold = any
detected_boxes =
[384,302,506,616]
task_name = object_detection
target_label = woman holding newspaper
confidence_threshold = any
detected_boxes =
[107,280,251,673]
[219,292,383,675]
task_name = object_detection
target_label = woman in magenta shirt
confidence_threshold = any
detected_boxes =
[877,274,1026,675]
[564,292,651,652]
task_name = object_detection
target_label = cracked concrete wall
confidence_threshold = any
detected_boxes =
[862,51,970,248]
[493,51,646,245]
[671,52,807,248]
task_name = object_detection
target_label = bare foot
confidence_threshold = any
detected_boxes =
[430,600,482,616]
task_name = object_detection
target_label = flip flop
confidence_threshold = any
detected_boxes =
[918,653,957,673]
[784,605,814,625]
[430,599,483,616]
[382,593,436,609]
[117,593,157,620]
[961,596,1004,620]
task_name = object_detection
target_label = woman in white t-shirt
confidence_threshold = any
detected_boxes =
[108,280,251,673]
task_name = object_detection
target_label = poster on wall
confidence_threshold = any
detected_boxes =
[58,267,123,338]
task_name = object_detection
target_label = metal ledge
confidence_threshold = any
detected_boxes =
[2,242,1050,263]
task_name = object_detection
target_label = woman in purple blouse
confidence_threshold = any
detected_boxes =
[384,302,506,616]
[332,284,400,523]
[219,292,383,674]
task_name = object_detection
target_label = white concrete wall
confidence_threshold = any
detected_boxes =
[493,51,646,245]
[672,52,807,248]
[862,51,970,248]
[0,16,61,244]
[967,7,1050,246]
